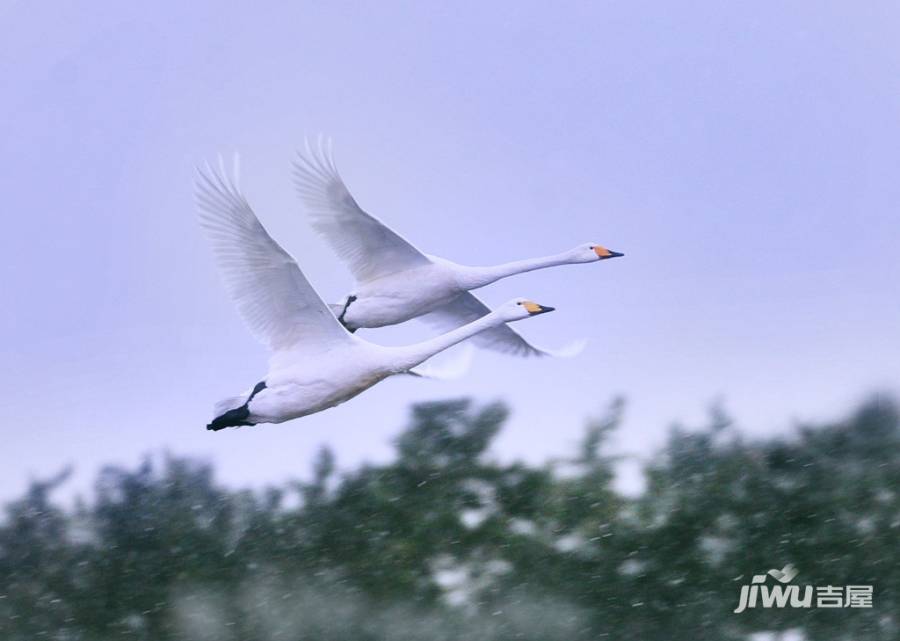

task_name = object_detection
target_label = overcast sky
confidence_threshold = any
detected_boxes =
[3,1,899,500]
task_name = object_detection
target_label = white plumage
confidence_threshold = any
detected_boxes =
[195,159,555,429]
[292,138,622,357]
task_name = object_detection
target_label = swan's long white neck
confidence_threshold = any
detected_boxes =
[459,251,575,289]
[394,312,503,371]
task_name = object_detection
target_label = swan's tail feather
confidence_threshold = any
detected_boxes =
[213,394,248,418]
[207,381,266,431]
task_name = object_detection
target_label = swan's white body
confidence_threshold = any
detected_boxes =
[246,341,393,423]
[195,160,553,429]
[338,259,459,329]
[293,140,623,357]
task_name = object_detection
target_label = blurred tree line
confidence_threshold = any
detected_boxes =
[0,395,897,641]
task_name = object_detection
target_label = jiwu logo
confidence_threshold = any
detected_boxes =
[733,565,873,613]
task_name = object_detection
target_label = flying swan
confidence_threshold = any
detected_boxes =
[195,159,556,430]
[292,139,623,357]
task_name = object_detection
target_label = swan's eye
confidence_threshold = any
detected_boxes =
[517,302,522,305]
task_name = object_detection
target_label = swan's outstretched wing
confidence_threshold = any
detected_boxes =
[292,138,431,283]
[195,158,351,352]
[419,293,587,358]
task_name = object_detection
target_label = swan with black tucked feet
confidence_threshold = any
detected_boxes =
[292,138,623,357]
[195,159,556,430]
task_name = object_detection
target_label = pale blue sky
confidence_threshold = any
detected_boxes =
[3,1,899,499]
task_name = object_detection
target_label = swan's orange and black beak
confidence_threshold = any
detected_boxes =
[523,301,555,315]
[594,246,624,259]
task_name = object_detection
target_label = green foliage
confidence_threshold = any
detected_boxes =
[0,396,897,640]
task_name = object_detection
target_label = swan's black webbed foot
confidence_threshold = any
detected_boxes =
[338,295,358,330]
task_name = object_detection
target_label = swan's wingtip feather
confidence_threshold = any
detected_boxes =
[556,338,588,358]
[535,338,588,358]
[408,344,475,380]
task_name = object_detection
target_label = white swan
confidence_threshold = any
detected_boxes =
[292,139,623,357]
[195,159,556,430]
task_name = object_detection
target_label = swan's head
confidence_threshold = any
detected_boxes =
[569,243,624,263]
[497,298,556,322]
